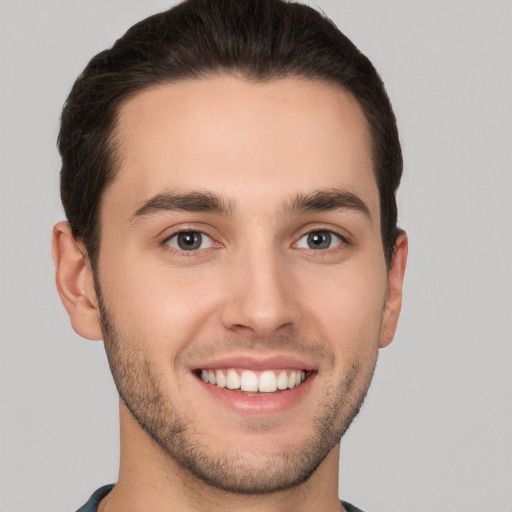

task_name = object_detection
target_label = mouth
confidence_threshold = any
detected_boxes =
[194,368,310,394]
[190,355,317,415]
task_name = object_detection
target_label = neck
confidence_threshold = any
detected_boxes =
[100,401,343,512]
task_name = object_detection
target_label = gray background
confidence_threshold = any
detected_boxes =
[1,1,511,511]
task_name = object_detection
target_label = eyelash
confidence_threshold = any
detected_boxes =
[162,229,216,254]
[294,229,348,251]
[161,227,349,255]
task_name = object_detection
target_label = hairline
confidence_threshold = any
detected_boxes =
[85,72,388,272]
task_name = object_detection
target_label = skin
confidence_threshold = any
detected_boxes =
[53,75,407,512]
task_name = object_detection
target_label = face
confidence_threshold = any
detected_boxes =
[93,76,396,493]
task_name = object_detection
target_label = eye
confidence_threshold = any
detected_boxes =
[296,230,344,250]
[165,231,213,251]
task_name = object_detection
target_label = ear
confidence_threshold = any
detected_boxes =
[52,221,103,340]
[379,231,408,348]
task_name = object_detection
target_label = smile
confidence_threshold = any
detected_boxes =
[198,368,308,393]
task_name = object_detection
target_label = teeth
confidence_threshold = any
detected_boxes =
[226,369,241,390]
[258,370,277,392]
[216,370,226,388]
[240,370,259,392]
[277,371,288,390]
[200,368,308,392]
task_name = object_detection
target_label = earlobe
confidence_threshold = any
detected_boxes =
[379,232,408,348]
[52,221,103,340]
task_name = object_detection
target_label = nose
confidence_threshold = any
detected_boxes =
[220,246,300,338]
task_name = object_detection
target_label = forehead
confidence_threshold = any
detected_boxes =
[106,75,378,220]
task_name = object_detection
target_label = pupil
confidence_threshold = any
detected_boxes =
[308,231,331,250]
[178,232,201,250]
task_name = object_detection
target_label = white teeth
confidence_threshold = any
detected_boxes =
[258,371,277,392]
[216,369,226,388]
[240,370,259,392]
[200,368,308,392]
[226,369,241,390]
[277,371,288,390]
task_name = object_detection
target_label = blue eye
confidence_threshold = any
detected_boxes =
[296,230,343,250]
[166,231,213,251]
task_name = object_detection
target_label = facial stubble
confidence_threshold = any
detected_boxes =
[95,283,379,495]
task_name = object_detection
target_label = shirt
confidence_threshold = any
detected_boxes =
[76,484,365,512]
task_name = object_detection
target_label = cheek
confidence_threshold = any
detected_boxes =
[100,254,222,349]
[98,236,388,365]
[301,262,387,357]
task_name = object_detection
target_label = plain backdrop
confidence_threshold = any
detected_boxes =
[1,1,511,511]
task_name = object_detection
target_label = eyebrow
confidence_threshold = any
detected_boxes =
[285,188,372,221]
[129,187,372,225]
[129,191,237,225]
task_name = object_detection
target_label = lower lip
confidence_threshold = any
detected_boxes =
[196,373,316,415]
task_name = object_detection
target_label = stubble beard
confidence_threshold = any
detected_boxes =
[96,287,378,495]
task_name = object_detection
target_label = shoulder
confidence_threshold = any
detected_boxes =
[341,500,366,512]
[75,484,114,512]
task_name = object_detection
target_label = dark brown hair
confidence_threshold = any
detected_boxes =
[59,0,402,269]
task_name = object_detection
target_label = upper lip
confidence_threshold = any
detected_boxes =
[190,353,317,372]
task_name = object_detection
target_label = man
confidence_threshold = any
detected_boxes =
[52,0,407,510]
